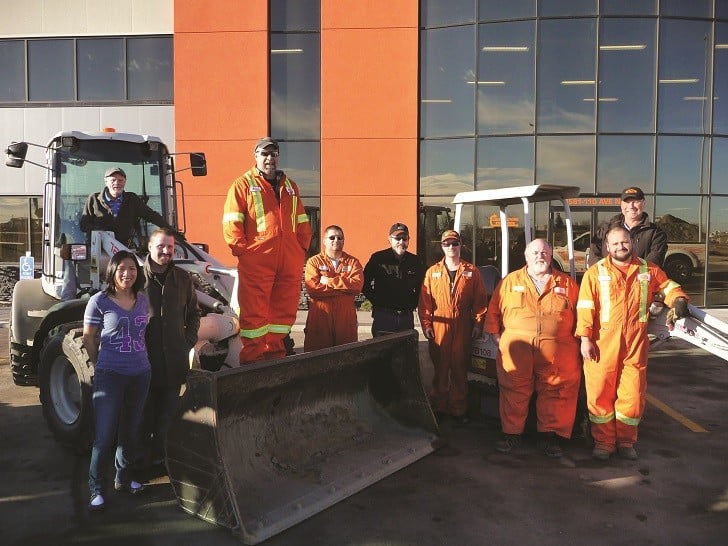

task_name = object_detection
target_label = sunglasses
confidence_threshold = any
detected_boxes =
[390,236,409,241]
[327,235,344,241]
[258,150,279,157]
[441,241,460,247]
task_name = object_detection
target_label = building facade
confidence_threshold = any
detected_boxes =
[2,0,727,305]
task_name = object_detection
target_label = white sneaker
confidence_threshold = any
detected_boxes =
[89,494,105,511]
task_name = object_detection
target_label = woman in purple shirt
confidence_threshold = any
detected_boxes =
[83,250,151,512]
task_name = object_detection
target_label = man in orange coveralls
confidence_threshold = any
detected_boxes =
[303,225,364,352]
[223,137,311,364]
[485,238,580,458]
[577,226,689,461]
[418,230,488,425]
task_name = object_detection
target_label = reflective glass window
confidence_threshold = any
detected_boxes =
[419,196,458,267]
[29,40,74,101]
[658,20,712,133]
[660,0,712,18]
[0,41,25,102]
[707,196,728,306]
[710,137,728,193]
[127,37,173,101]
[597,135,654,195]
[477,21,535,134]
[77,39,124,101]
[719,0,728,19]
[277,141,320,197]
[476,136,534,190]
[598,19,656,133]
[271,33,320,140]
[421,0,475,27]
[714,23,728,135]
[656,136,709,194]
[0,197,41,263]
[537,19,597,133]
[420,26,476,137]
[420,139,475,195]
[536,135,595,193]
[599,0,657,15]
[270,0,320,31]
[478,0,536,21]
[539,0,597,17]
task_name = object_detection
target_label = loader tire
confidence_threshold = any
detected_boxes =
[10,341,37,386]
[38,324,94,452]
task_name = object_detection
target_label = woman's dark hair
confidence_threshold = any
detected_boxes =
[103,250,145,296]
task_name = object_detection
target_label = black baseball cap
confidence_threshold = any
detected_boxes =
[389,223,409,236]
[254,137,279,152]
[621,186,645,201]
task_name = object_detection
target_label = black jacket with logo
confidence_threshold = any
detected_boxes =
[363,249,425,311]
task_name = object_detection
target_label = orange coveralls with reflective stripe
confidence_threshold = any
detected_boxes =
[303,251,364,352]
[418,260,488,417]
[484,268,581,438]
[576,256,687,451]
[223,167,311,364]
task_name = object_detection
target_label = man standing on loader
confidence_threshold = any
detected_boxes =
[223,137,311,364]
[577,226,689,461]
[303,225,364,352]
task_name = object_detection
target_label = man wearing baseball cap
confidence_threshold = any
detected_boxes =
[363,222,425,337]
[223,137,311,364]
[80,166,174,248]
[588,186,667,267]
[419,230,487,425]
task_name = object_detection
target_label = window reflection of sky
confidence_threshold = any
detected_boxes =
[597,136,654,194]
[277,142,320,197]
[656,136,709,194]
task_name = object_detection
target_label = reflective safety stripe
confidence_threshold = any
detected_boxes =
[577,299,595,310]
[597,260,611,323]
[283,179,297,231]
[245,174,266,233]
[616,410,641,426]
[239,324,269,339]
[638,259,649,323]
[297,213,309,224]
[269,323,292,334]
[589,411,615,424]
[661,280,681,297]
[223,211,244,222]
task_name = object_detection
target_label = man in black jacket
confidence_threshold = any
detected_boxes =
[80,166,172,248]
[363,223,425,337]
[588,186,668,267]
[143,228,200,470]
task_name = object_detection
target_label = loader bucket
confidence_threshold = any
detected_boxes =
[166,330,440,544]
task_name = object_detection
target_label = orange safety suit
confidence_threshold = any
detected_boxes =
[223,167,311,364]
[303,251,364,352]
[418,260,488,418]
[576,256,687,451]
[484,267,581,438]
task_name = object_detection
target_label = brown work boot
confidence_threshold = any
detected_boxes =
[495,434,522,453]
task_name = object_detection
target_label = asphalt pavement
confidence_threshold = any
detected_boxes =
[1,306,728,545]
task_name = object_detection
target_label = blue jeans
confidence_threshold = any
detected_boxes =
[371,308,415,337]
[89,368,151,496]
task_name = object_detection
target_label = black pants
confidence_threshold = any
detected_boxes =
[371,308,415,337]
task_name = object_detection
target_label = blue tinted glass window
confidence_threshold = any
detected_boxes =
[598,19,656,132]
[29,40,74,101]
[711,137,728,193]
[477,21,535,134]
[420,139,475,195]
[539,0,597,17]
[656,136,709,194]
[270,0,320,31]
[127,37,173,101]
[78,38,124,101]
[658,20,712,133]
[478,0,535,21]
[277,141,320,197]
[597,135,654,195]
[270,33,320,140]
[477,136,534,189]
[714,23,728,135]
[537,19,597,133]
[600,0,657,15]
[707,196,728,305]
[536,135,595,193]
[421,26,476,137]
[422,0,476,27]
[0,40,25,101]
[660,0,712,17]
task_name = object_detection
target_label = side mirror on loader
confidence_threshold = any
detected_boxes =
[190,152,207,176]
[5,141,29,168]
[59,244,88,261]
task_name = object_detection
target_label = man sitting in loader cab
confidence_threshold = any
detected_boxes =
[80,167,173,249]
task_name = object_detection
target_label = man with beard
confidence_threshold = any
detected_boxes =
[588,186,667,267]
[485,239,580,457]
[577,226,688,461]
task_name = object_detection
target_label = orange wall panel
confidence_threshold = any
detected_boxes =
[180,195,235,266]
[322,0,418,29]
[175,0,267,32]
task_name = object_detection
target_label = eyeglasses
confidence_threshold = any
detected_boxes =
[441,241,460,247]
[327,235,344,241]
[258,150,279,157]
[390,236,409,242]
